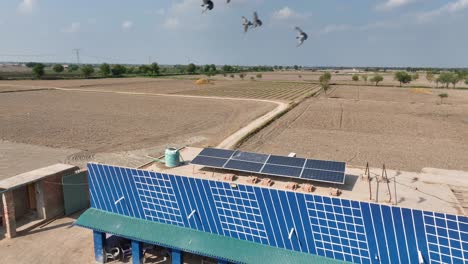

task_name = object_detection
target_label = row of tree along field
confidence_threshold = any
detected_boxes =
[349,70,468,88]
[319,72,452,104]
[0,62,275,80]
[320,71,468,93]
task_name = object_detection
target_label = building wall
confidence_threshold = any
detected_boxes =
[12,186,29,220]
[87,163,468,264]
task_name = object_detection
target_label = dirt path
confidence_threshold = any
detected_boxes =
[0,83,289,150]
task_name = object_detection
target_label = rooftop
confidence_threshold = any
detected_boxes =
[144,147,468,216]
[0,163,78,191]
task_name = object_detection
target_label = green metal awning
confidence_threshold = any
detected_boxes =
[76,208,346,264]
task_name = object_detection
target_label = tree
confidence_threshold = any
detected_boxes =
[222,65,233,73]
[437,72,457,88]
[26,62,38,68]
[239,73,245,80]
[370,75,384,86]
[100,63,111,77]
[465,79,468,85]
[256,73,262,79]
[394,71,412,87]
[187,63,196,74]
[138,65,150,75]
[438,93,448,104]
[32,63,45,79]
[294,65,299,71]
[319,72,332,95]
[426,71,434,86]
[230,74,235,78]
[352,74,359,82]
[80,65,95,78]
[111,64,127,77]
[68,64,79,72]
[150,63,160,76]
[411,73,419,81]
[53,64,64,73]
[361,75,368,83]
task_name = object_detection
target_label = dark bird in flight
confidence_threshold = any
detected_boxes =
[242,16,253,33]
[227,0,231,3]
[201,0,214,13]
[295,26,308,47]
[253,12,263,27]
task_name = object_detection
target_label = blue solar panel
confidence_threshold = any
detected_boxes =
[261,164,302,177]
[301,169,345,184]
[190,155,227,168]
[231,151,269,163]
[224,160,264,173]
[266,155,306,167]
[305,159,346,172]
[191,148,346,184]
[198,148,235,159]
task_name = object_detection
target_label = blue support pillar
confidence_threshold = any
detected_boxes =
[131,240,143,264]
[93,231,106,263]
[218,260,228,264]
[171,249,183,264]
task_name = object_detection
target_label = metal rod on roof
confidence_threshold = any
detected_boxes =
[383,164,392,203]
[376,179,379,203]
[394,175,398,206]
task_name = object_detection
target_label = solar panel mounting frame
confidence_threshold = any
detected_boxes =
[191,148,346,184]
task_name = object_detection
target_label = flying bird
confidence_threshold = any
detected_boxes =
[242,16,253,33]
[227,0,231,3]
[252,12,263,27]
[201,0,214,13]
[295,26,308,47]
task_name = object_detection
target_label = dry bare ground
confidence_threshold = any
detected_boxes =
[0,90,273,152]
[248,71,468,88]
[240,85,468,172]
[0,78,281,177]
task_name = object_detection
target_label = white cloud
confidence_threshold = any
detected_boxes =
[62,22,81,33]
[376,0,417,11]
[417,0,468,22]
[122,20,133,31]
[159,0,209,31]
[18,0,37,14]
[163,18,180,29]
[273,7,296,20]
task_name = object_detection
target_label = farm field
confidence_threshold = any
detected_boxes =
[240,85,468,172]
[246,71,468,88]
[0,78,319,102]
[175,81,319,101]
[0,78,277,178]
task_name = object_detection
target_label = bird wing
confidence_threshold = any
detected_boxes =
[227,0,231,3]
[295,26,304,34]
[202,0,209,4]
[253,12,259,21]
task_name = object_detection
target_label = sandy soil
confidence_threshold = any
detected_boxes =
[251,71,468,88]
[0,89,273,153]
[240,85,468,172]
[0,214,95,264]
[176,81,319,102]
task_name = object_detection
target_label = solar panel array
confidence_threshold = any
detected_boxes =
[191,148,346,184]
[88,163,468,264]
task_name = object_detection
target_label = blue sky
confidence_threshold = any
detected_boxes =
[0,0,467,67]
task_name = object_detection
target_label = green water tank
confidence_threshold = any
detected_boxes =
[165,147,181,167]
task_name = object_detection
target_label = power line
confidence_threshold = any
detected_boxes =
[73,48,81,64]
